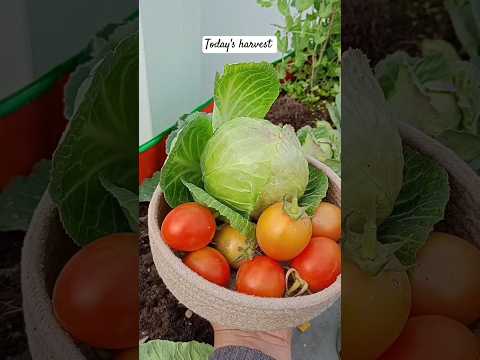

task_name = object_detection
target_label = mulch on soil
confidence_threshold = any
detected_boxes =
[266,94,327,131]
[342,0,458,64]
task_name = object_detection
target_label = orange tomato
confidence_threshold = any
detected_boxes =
[291,237,341,293]
[256,202,312,261]
[311,202,341,241]
[379,315,480,360]
[183,247,231,287]
[409,232,480,324]
[53,233,138,349]
[236,256,285,298]
[161,202,216,251]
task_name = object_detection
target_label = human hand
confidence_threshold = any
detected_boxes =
[212,323,292,360]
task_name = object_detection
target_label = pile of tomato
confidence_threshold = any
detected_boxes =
[343,232,480,359]
[161,200,341,298]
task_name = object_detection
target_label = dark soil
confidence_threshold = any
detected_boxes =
[0,231,31,359]
[266,94,327,131]
[342,0,459,64]
[139,203,213,345]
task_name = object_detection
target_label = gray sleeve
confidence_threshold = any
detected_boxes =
[210,346,275,360]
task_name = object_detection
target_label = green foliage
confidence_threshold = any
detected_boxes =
[160,113,213,208]
[139,171,161,202]
[375,48,480,175]
[139,340,213,360]
[50,27,138,246]
[258,0,340,109]
[378,148,449,266]
[100,176,138,232]
[299,165,329,216]
[212,62,279,129]
[342,50,450,273]
[183,181,256,241]
[297,92,341,175]
[202,118,308,218]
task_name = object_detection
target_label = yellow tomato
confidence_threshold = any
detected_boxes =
[256,202,312,261]
[214,225,254,269]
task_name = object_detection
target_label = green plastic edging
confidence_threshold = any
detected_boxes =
[138,125,174,154]
[0,50,89,118]
[138,97,214,154]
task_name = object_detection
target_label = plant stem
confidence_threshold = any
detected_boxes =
[283,196,305,220]
[313,9,336,85]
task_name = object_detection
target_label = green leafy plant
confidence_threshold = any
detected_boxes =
[342,50,449,273]
[297,92,341,175]
[375,49,480,175]
[369,0,480,176]
[140,340,213,360]
[257,0,341,109]
[50,22,139,245]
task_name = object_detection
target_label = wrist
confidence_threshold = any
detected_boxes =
[214,328,292,360]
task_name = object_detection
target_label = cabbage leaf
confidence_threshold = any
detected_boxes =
[379,148,449,266]
[140,340,213,360]
[50,30,138,245]
[183,181,256,241]
[139,171,161,202]
[212,62,280,129]
[160,113,213,208]
[299,165,329,216]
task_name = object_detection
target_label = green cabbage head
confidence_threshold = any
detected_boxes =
[201,117,309,218]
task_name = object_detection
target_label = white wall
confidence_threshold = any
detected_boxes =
[0,1,137,99]
[140,0,283,145]
[0,0,33,99]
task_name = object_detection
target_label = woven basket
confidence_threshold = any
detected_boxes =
[397,122,480,243]
[21,191,86,360]
[148,158,342,331]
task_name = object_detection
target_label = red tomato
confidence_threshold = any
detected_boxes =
[256,202,312,261]
[379,315,480,360]
[291,237,341,293]
[53,233,138,349]
[183,247,231,287]
[311,202,341,241]
[115,347,138,360]
[236,256,285,298]
[161,202,216,251]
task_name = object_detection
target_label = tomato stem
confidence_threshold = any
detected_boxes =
[286,268,309,297]
[283,196,306,221]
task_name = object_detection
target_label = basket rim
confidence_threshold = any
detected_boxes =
[148,158,342,310]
